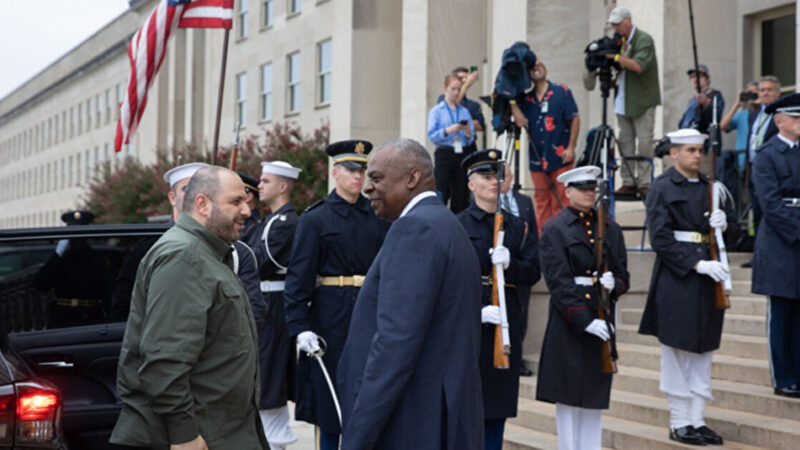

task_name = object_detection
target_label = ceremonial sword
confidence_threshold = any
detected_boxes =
[306,336,342,426]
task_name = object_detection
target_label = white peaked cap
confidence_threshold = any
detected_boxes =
[261,161,302,179]
[667,128,708,145]
[163,162,210,187]
[556,165,601,187]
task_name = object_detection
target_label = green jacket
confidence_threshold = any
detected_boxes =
[622,27,661,118]
[110,214,267,449]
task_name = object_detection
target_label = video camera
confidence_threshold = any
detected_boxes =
[489,42,537,135]
[584,33,623,73]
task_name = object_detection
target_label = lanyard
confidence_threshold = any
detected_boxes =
[444,102,460,124]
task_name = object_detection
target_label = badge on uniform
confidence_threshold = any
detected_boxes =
[541,101,549,114]
[454,139,464,154]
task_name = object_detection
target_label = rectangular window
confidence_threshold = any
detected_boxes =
[70,107,75,137]
[287,51,301,113]
[86,99,91,132]
[46,163,51,193]
[288,0,301,15]
[238,0,248,39]
[761,13,796,90]
[260,63,273,120]
[94,147,99,172]
[77,104,83,135]
[96,94,102,128]
[68,155,74,187]
[236,72,247,125]
[85,149,90,183]
[53,115,59,145]
[60,158,65,190]
[105,89,112,123]
[115,83,123,120]
[47,118,53,148]
[61,111,67,141]
[317,39,332,105]
[76,153,81,186]
[263,0,274,27]
[104,143,110,162]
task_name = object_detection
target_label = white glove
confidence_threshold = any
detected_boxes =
[55,239,70,257]
[297,331,321,354]
[481,305,502,325]
[584,318,613,341]
[695,260,729,282]
[599,271,615,291]
[490,245,510,270]
[709,209,727,231]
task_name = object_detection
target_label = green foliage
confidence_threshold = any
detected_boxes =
[83,121,329,224]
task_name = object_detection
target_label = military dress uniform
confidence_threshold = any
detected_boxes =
[639,129,737,445]
[456,150,541,450]
[283,141,388,449]
[238,171,262,244]
[536,167,629,450]
[751,94,800,398]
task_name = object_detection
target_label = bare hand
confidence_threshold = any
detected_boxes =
[562,146,575,164]
[445,124,462,135]
[696,93,710,107]
[466,71,479,85]
[510,105,529,129]
[171,436,208,450]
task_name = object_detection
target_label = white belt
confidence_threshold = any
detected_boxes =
[673,230,709,244]
[783,197,800,207]
[574,276,596,286]
[260,280,285,292]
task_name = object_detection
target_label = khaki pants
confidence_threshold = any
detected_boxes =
[616,106,656,187]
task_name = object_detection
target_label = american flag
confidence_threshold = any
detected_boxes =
[114,0,234,151]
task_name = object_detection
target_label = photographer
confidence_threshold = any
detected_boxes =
[606,7,661,196]
[428,73,476,213]
[509,60,580,236]
[718,81,759,204]
[437,66,485,133]
[679,64,725,137]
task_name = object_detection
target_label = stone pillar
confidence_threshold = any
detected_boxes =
[173,29,187,151]
[191,28,206,149]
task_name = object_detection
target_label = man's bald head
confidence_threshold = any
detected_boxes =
[182,166,251,242]
[365,138,435,221]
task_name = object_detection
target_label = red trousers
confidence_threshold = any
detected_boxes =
[530,164,572,236]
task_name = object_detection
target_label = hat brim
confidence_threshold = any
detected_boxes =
[336,160,367,170]
[567,180,598,189]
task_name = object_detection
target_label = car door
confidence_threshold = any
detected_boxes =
[0,225,166,449]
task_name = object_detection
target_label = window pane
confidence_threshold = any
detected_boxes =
[264,0,273,26]
[289,53,300,83]
[321,73,331,104]
[319,40,331,72]
[762,14,796,87]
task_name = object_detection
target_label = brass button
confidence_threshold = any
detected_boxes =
[586,269,591,274]
[590,239,595,243]
[587,230,593,235]
[585,293,591,299]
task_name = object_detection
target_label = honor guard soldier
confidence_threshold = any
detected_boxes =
[238,170,263,243]
[456,150,541,450]
[248,161,302,448]
[536,166,629,450]
[34,210,113,328]
[283,140,388,449]
[751,93,800,399]
[639,129,738,445]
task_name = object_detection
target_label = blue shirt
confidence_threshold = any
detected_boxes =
[436,94,486,129]
[520,81,579,172]
[427,101,475,147]
[725,109,752,170]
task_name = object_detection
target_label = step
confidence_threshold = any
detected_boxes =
[620,310,766,337]
[511,397,760,449]
[503,423,560,450]
[615,324,768,359]
[619,295,766,317]
[609,366,800,419]
[608,390,800,449]
[616,343,772,386]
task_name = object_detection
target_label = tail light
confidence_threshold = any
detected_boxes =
[15,380,61,444]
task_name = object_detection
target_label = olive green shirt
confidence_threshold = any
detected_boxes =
[622,27,661,118]
[110,214,267,449]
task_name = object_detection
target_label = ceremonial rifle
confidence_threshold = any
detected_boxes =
[229,122,241,171]
[707,97,732,309]
[492,159,511,369]
[596,125,618,374]
[688,0,704,128]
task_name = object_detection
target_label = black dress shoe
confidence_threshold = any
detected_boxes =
[695,425,723,445]
[774,385,800,398]
[519,365,533,377]
[740,259,753,268]
[669,426,706,446]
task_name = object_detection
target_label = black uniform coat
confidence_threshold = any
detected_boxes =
[283,190,387,433]
[511,189,538,337]
[337,195,484,450]
[639,167,737,353]
[248,202,300,409]
[751,135,800,298]
[536,207,628,409]
[232,240,269,330]
[456,205,540,419]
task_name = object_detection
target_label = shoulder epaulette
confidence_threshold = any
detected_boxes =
[304,199,325,213]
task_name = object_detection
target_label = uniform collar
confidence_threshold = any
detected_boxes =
[328,189,370,217]
[467,203,494,221]
[776,133,798,151]
[667,166,708,185]
[565,207,595,224]
[272,202,296,215]
[176,213,233,262]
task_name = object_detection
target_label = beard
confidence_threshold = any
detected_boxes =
[206,206,241,243]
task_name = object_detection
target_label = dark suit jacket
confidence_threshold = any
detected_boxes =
[512,189,537,238]
[337,195,484,450]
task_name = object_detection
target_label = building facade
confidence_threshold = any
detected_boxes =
[0,0,797,227]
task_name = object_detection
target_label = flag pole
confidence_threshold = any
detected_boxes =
[211,27,231,163]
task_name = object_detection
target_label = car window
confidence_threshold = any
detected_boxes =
[0,236,150,332]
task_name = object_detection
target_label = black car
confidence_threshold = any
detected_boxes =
[0,224,169,449]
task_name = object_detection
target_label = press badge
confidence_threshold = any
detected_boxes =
[454,139,464,154]
[541,101,549,113]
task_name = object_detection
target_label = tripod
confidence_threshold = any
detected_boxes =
[588,66,618,218]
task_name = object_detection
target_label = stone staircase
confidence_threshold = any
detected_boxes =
[507,253,800,449]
